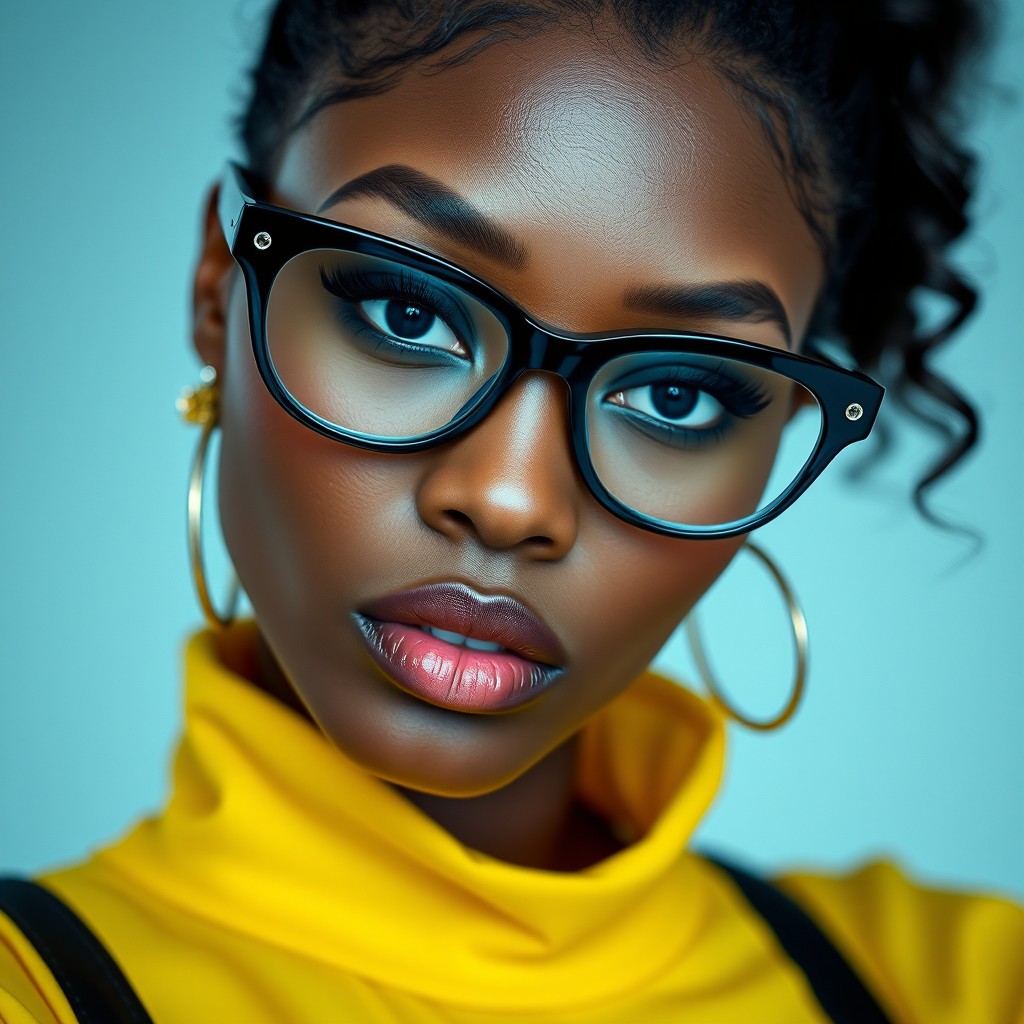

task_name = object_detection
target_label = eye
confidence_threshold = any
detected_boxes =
[318,265,474,362]
[607,381,726,430]
[358,297,468,357]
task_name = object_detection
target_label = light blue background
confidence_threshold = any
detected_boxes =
[1,2,1021,899]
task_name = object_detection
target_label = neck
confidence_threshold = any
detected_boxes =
[395,736,623,871]
[239,628,623,871]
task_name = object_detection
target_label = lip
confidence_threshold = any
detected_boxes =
[353,582,567,712]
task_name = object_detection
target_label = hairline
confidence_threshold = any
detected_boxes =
[257,16,839,266]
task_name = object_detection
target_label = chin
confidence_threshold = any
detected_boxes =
[323,699,560,799]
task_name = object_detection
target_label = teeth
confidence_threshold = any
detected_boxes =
[464,637,506,652]
[423,625,505,652]
[425,626,467,645]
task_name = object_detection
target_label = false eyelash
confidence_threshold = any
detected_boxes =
[318,265,467,335]
[631,363,772,419]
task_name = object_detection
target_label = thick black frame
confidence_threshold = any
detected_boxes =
[218,163,883,539]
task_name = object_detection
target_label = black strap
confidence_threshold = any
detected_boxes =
[706,855,895,1024]
[0,877,154,1024]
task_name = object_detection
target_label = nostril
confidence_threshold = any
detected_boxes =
[440,508,555,552]
[444,509,474,531]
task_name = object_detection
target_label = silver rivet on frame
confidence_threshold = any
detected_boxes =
[253,231,272,250]
[845,402,864,421]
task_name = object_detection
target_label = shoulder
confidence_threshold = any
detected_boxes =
[0,903,72,1024]
[776,860,1024,1024]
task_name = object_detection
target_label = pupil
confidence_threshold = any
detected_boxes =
[385,300,433,340]
[652,383,698,419]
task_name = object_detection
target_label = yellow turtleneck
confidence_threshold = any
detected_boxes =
[2,624,1022,1023]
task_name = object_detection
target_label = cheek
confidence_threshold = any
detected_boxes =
[562,517,743,701]
[215,286,412,621]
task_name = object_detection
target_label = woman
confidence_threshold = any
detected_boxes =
[1,1,1021,1021]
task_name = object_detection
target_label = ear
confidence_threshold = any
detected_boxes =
[191,183,235,375]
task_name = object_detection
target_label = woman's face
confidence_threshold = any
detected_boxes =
[197,28,824,796]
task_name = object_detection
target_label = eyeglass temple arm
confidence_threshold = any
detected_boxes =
[217,162,257,251]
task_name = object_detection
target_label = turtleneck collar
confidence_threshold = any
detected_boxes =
[96,623,727,1013]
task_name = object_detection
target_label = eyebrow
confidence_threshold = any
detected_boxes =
[317,165,793,345]
[623,282,793,347]
[316,165,529,271]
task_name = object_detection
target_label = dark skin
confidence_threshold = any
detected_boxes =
[192,27,825,871]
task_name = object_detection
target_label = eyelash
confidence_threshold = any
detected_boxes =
[613,365,770,415]
[317,265,773,435]
[605,365,771,446]
[318,265,469,346]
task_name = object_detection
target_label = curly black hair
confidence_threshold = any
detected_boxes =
[237,0,990,523]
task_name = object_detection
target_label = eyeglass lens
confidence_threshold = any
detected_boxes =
[266,247,823,531]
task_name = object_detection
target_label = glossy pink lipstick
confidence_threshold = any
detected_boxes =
[353,582,566,712]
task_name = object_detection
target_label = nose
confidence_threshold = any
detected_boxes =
[415,372,581,559]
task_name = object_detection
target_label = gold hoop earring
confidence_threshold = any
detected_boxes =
[685,541,808,731]
[177,366,239,630]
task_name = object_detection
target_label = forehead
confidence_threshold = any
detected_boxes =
[275,28,824,338]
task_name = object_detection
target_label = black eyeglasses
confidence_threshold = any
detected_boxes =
[218,163,882,539]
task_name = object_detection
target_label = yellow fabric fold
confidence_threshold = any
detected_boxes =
[80,624,726,1011]
[2,621,1021,1023]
